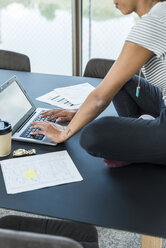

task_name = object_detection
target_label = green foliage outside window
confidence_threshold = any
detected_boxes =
[0,0,122,21]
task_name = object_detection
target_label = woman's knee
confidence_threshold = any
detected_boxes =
[80,117,117,155]
[80,121,100,153]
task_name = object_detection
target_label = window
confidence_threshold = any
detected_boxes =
[0,0,72,75]
[82,0,137,72]
[0,0,137,76]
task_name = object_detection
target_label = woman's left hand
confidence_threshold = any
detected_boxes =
[30,121,66,143]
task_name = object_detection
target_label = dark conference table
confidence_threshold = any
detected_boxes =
[0,69,166,242]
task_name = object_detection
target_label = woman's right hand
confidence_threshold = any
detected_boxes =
[41,108,78,122]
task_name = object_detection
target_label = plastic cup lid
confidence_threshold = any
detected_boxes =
[0,121,12,134]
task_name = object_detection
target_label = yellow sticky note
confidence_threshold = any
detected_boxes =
[24,170,36,179]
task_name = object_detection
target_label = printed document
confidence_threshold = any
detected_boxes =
[0,151,83,194]
[36,82,95,109]
[54,83,95,105]
[36,90,77,109]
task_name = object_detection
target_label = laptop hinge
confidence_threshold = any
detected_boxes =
[16,111,36,133]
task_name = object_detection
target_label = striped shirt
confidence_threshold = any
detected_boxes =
[126,2,166,100]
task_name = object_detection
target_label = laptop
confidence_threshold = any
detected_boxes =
[0,76,57,146]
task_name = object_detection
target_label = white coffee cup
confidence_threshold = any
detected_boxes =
[0,121,12,157]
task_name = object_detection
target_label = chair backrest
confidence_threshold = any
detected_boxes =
[83,58,144,79]
[83,58,115,78]
[0,228,83,248]
[0,50,31,72]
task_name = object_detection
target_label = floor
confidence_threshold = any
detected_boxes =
[0,207,165,247]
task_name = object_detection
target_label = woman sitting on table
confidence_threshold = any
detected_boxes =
[31,0,166,168]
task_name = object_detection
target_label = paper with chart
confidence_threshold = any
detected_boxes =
[54,83,95,105]
[36,90,77,109]
[0,151,83,194]
[36,82,95,109]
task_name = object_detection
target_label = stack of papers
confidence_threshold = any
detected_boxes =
[0,151,83,194]
[36,82,95,109]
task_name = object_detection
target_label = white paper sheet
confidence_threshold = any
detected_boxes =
[0,151,83,194]
[54,83,95,105]
[36,83,95,109]
[36,90,79,109]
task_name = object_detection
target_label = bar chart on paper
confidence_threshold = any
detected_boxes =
[36,83,95,109]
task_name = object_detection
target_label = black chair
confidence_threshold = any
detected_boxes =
[0,50,31,72]
[0,215,99,248]
[83,58,144,79]
[0,228,82,248]
[83,58,115,78]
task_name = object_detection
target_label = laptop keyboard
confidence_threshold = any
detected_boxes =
[20,111,56,140]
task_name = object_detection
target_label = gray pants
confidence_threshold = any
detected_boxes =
[80,75,166,165]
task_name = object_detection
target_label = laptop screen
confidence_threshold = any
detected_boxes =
[0,78,35,132]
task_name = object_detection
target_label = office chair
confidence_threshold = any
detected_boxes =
[0,50,31,72]
[83,58,115,78]
[0,228,82,248]
[0,215,99,248]
[84,58,144,78]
